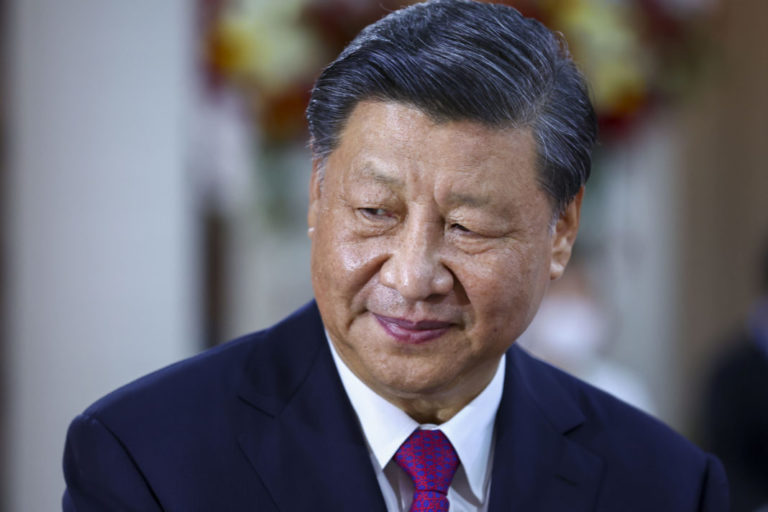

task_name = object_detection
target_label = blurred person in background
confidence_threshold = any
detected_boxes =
[61,1,728,510]
[703,235,768,512]
[519,257,658,416]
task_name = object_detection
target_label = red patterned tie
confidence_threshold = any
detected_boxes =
[394,429,460,511]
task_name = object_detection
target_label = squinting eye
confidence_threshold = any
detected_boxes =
[361,208,392,218]
[451,223,471,233]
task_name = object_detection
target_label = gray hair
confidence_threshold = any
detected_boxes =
[306,0,597,214]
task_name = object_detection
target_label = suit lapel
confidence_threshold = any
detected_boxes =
[232,303,603,511]
[235,303,387,511]
[488,346,603,512]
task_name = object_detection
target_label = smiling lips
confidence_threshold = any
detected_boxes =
[373,314,452,344]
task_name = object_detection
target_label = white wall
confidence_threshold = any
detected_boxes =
[3,1,199,510]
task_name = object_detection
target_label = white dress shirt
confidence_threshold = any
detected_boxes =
[328,335,505,512]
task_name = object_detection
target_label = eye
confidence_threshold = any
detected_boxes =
[359,207,395,219]
[450,222,472,233]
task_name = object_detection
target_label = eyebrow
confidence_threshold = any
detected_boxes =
[446,191,491,208]
[356,163,404,188]
[354,162,492,208]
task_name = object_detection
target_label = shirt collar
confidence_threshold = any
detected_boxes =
[327,332,505,503]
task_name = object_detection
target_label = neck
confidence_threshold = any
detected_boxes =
[391,397,468,425]
[383,358,502,425]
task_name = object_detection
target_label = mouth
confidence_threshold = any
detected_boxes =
[373,314,453,344]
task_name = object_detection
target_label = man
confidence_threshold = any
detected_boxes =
[62,1,729,510]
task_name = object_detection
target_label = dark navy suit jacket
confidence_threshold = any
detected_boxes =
[62,301,729,511]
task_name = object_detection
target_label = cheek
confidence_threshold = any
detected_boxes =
[312,225,390,302]
[461,247,550,332]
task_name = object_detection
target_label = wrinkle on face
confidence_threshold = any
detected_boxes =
[308,100,581,423]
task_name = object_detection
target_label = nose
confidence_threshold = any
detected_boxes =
[379,218,454,301]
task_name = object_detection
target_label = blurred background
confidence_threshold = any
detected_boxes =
[1,0,766,510]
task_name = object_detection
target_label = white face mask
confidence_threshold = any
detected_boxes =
[520,289,660,415]
[519,294,608,371]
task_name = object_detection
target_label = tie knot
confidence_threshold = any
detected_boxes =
[394,429,459,495]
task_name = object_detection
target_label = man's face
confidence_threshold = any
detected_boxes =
[309,101,581,417]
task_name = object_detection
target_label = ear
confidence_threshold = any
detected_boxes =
[307,159,323,237]
[549,187,584,280]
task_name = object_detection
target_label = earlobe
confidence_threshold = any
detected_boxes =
[549,187,584,280]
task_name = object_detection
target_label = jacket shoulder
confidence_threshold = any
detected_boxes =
[63,302,324,511]
[82,300,323,429]
[509,347,729,509]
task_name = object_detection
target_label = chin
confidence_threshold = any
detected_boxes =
[376,365,460,398]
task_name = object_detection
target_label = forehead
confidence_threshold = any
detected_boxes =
[327,101,540,194]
